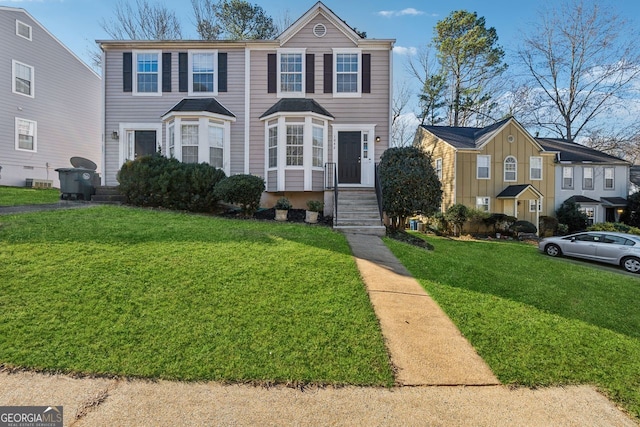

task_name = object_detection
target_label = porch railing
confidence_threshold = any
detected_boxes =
[325,162,338,225]
[374,162,384,223]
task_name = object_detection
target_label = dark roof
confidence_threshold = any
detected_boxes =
[260,98,334,119]
[420,117,512,149]
[163,98,235,118]
[565,195,600,204]
[535,138,627,164]
[496,184,539,198]
[601,197,628,207]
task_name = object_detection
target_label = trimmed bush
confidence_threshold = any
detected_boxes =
[466,208,490,233]
[445,204,468,236]
[214,174,265,216]
[117,155,226,212]
[556,199,588,233]
[483,213,516,235]
[510,220,537,236]
[539,216,558,237]
[587,222,640,235]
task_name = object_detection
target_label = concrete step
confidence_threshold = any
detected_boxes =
[334,225,386,236]
[91,186,125,204]
[336,218,382,227]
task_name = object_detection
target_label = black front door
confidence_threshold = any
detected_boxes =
[338,131,361,184]
[135,131,157,158]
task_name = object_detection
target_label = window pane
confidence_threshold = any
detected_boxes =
[336,53,358,93]
[280,53,302,92]
[182,146,198,164]
[312,126,323,167]
[181,124,199,163]
[192,53,215,92]
[136,53,158,92]
[208,125,224,168]
[286,125,303,166]
[268,126,278,168]
[504,156,516,181]
[530,157,542,180]
[477,155,490,178]
[14,62,32,95]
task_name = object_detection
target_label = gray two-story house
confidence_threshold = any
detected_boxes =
[99,1,394,226]
[0,7,101,188]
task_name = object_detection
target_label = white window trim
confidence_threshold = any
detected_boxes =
[530,156,542,180]
[188,50,218,96]
[583,166,594,190]
[133,50,162,96]
[15,117,37,152]
[435,158,443,180]
[333,48,362,98]
[277,48,306,98]
[504,156,517,182]
[267,123,278,170]
[604,167,615,190]
[477,155,491,179]
[476,196,490,212]
[332,124,377,187]
[312,125,324,169]
[562,166,574,189]
[16,20,32,41]
[12,60,34,98]
[118,123,162,166]
[529,199,542,213]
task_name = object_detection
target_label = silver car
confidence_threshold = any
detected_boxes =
[538,231,640,273]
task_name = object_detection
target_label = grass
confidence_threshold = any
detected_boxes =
[0,186,60,206]
[0,206,393,386]
[385,234,640,419]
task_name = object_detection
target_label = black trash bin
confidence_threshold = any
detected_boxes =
[56,157,99,200]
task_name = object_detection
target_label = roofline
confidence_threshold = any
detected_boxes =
[417,126,459,152]
[259,111,334,122]
[161,110,236,122]
[476,117,544,151]
[496,184,543,199]
[3,6,100,78]
[278,1,360,46]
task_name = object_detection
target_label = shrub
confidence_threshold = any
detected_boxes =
[426,211,448,235]
[587,222,640,235]
[444,204,468,236]
[274,197,292,210]
[483,213,516,234]
[621,192,640,227]
[556,199,588,233]
[557,223,569,235]
[509,220,537,236]
[306,200,324,212]
[539,216,558,237]
[466,208,490,233]
[117,155,226,212]
[214,174,265,216]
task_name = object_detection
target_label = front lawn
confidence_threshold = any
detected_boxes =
[0,186,60,206]
[0,206,393,386]
[385,235,640,419]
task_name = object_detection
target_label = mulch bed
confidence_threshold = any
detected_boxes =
[220,207,333,226]
[386,229,434,250]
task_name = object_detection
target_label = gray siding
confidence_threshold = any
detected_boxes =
[267,170,277,192]
[285,170,304,191]
[0,8,101,187]
[312,170,324,191]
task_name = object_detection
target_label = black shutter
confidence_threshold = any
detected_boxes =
[218,52,227,92]
[362,53,371,94]
[305,54,315,93]
[162,52,171,92]
[267,53,277,93]
[323,54,333,93]
[123,52,132,92]
[179,52,188,92]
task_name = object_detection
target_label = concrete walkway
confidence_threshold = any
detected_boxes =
[0,225,636,425]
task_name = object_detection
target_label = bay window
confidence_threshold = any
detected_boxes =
[286,125,304,166]
[181,123,199,163]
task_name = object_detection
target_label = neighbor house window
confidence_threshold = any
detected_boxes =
[477,155,490,179]
[12,60,34,97]
[529,200,542,212]
[15,118,36,152]
[181,123,199,163]
[16,20,32,40]
[504,156,517,181]
[579,206,595,225]
[562,166,573,189]
[208,123,224,168]
[604,167,614,190]
[334,49,361,95]
[312,126,323,167]
[286,125,304,166]
[583,166,593,190]
[530,156,542,180]
[268,124,278,168]
[278,50,304,94]
[134,51,161,94]
[435,158,443,180]
[189,51,216,95]
[476,196,490,212]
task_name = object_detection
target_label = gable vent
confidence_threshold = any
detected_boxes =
[313,23,327,38]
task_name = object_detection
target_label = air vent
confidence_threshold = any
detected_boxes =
[313,23,327,38]
[507,135,515,143]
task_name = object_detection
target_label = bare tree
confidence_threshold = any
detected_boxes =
[391,82,417,147]
[406,47,448,126]
[517,0,640,142]
[101,0,182,40]
[274,9,293,35]
[585,125,640,164]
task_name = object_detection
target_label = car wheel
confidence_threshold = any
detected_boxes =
[622,257,640,273]
[545,244,561,257]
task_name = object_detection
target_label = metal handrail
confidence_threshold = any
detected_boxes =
[375,162,383,225]
[325,162,338,225]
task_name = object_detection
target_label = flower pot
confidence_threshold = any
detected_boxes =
[275,209,288,221]
[305,210,319,224]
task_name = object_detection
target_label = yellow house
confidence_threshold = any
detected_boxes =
[415,117,556,226]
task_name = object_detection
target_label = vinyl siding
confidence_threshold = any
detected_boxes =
[0,8,100,187]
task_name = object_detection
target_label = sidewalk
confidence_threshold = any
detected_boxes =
[0,230,636,425]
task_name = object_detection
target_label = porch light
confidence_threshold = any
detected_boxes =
[112,131,119,140]
[375,136,381,142]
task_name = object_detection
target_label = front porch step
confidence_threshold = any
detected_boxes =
[333,187,383,233]
[91,186,126,204]
[334,225,386,236]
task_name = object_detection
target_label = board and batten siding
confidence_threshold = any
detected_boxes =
[416,128,457,211]
[102,46,247,185]
[0,8,100,187]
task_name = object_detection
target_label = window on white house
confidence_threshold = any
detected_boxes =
[583,166,594,190]
[268,125,278,168]
[579,206,595,225]
[168,122,175,157]
[15,118,36,152]
[435,158,443,180]
[16,20,32,40]
[477,155,490,179]
[604,167,614,190]
[279,52,303,93]
[189,51,216,95]
[13,60,34,97]
[181,123,199,163]
[312,126,323,167]
[476,196,490,212]
[530,156,542,180]
[135,52,160,94]
[334,49,361,95]
[286,125,304,166]
[504,156,517,181]
[562,166,573,189]
[208,124,224,168]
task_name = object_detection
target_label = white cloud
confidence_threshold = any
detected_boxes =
[378,8,428,18]
[393,46,417,56]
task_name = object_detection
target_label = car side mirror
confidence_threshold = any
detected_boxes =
[570,237,576,242]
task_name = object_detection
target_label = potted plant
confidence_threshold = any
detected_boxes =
[305,200,324,224]
[274,197,291,221]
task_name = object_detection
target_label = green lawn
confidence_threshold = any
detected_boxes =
[0,206,393,386]
[385,235,640,419]
[0,186,60,206]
